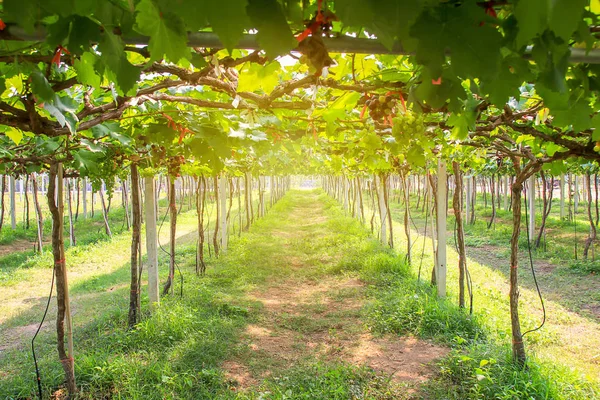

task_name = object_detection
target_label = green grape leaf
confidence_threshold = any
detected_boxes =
[412,3,500,80]
[238,61,281,93]
[394,1,422,51]
[73,149,101,173]
[74,52,102,88]
[47,17,72,48]
[98,31,141,94]
[592,114,600,141]
[337,0,422,51]
[247,0,297,59]
[360,132,383,152]
[515,0,587,48]
[3,127,24,145]
[364,154,384,170]
[449,27,501,81]
[407,146,426,168]
[95,0,136,33]
[414,70,466,112]
[135,0,191,63]
[447,113,470,140]
[551,97,592,132]
[166,0,207,30]
[410,7,446,79]
[545,160,567,175]
[30,70,56,103]
[205,0,249,52]
[544,142,565,157]
[42,0,95,17]
[514,0,547,48]
[335,0,375,28]
[35,136,62,154]
[90,122,131,145]
[3,0,45,33]
[531,40,570,93]
[68,16,102,55]
[81,138,105,153]
[191,53,208,69]
[43,95,79,134]
[109,131,133,146]
[549,0,587,42]
[481,56,530,107]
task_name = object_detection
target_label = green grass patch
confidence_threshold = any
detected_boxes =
[243,362,408,400]
[425,344,598,400]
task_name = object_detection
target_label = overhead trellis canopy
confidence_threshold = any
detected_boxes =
[0,0,599,191]
[6,25,600,63]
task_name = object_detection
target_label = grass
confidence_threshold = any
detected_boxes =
[0,191,126,245]
[243,363,403,400]
[2,187,598,399]
[1,190,418,398]
[366,187,600,398]
[427,344,596,400]
[0,188,267,398]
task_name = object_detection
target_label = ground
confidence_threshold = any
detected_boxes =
[386,187,600,383]
[0,188,599,399]
[220,198,447,393]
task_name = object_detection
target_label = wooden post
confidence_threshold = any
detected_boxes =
[144,176,159,310]
[9,175,16,229]
[560,174,565,219]
[60,170,75,383]
[82,178,87,219]
[67,179,75,246]
[357,177,365,224]
[343,177,349,211]
[31,173,44,254]
[128,164,141,328]
[436,160,447,297]
[465,174,471,220]
[528,175,535,242]
[376,175,387,245]
[48,163,76,394]
[99,185,112,237]
[219,175,228,251]
[574,175,579,214]
[504,175,509,211]
[91,189,95,218]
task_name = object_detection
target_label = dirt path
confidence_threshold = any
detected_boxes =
[222,192,447,393]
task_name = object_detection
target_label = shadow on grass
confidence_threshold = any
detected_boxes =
[0,196,280,399]
[387,199,600,324]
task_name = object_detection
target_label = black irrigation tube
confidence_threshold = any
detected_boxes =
[31,264,56,399]
[522,187,547,338]
[157,205,184,298]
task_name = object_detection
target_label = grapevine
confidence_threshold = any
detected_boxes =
[0,1,599,397]
[391,112,426,142]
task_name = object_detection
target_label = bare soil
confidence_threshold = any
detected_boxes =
[0,239,36,256]
[224,275,448,390]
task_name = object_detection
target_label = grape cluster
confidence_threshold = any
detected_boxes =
[167,155,185,177]
[298,35,333,76]
[149,145,185,176]
[392,113,426,142]
[150,144,167,166]
[358,94,398,122]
